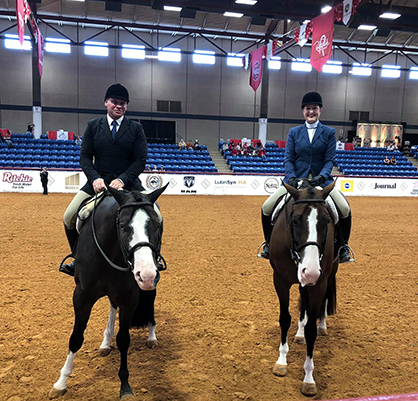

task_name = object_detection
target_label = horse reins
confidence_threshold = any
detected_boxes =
[91,194,162,272]
[289,198,329,265]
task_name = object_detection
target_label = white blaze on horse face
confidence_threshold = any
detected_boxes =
[298,207,321,287]
[130,209,157,291]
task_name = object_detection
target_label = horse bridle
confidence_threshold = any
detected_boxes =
[289,198,329,265]
[91,195,161,273]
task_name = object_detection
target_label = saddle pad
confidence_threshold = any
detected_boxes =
[271,193,339,225]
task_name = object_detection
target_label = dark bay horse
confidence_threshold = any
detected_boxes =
[269,181,339,396]
[49,185,167,400]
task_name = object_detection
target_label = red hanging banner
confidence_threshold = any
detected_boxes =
[249,46,265,92]
[16,0,25,46]
[37,28,44,77]
[310,9,335,72]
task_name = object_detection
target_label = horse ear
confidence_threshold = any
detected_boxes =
[283,182,300,200]
[321,180,336,199]
[146,183,169,204]
[107,186,128,205]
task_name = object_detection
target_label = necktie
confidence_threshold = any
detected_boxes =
[111,120,117,139]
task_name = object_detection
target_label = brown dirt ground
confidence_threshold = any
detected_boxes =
[0,193,417,401]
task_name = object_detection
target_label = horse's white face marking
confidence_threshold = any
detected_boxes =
[130,209,158,291]
[298,207,321,287]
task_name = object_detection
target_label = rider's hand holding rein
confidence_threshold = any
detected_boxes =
[93,178,107,193]
[109,179,124,190]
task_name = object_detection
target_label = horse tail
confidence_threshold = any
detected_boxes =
[130,288,156,328]
[326,273,337,316]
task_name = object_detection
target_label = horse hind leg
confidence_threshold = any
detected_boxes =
[99,300,117,357]
[49,286,95,399]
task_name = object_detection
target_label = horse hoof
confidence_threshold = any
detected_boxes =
[301,382,317,396]
[317,327,328,336]
[120,393,135,400]
[146,339,158,349]
[294,335,305,344]
[98,347,111,357]
[272,363,288,377]
[48,387,67,399]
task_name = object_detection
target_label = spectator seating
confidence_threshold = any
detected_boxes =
[0,133,81,170]
[224,142,284,174]
[147,143,217,173]
[335,147,418,177]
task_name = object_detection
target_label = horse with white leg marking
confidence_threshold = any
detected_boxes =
[49,184,167,400]
[269,180,339,396]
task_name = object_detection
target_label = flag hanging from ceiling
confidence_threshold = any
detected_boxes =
[37,29,44,77]
[310,9,335,72]
[295,22,309,47]
[343,0,353,25]
[249,46,265,92]
[16,0,25,46]
[266,39,278,60]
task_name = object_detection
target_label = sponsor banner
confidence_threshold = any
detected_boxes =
[1,170,418,197]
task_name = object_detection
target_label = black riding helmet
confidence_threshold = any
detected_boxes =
[301,91,323,109]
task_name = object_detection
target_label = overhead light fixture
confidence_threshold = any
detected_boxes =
[224,11,244,18]
[235,0,257,5]
[321,5,332,13]
[163,6,182,12]
[358,24,377,30]
[379,12,401,20]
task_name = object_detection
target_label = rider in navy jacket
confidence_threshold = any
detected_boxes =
[284,122,336,187]
[260,91,354,264]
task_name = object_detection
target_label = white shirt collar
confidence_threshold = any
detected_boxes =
[107,114,124,128]
[305,121,319,129]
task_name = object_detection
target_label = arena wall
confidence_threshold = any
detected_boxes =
[1,20,418,149]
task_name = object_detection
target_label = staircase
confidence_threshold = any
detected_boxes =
[407,155,418,171]
[209,148,231,173]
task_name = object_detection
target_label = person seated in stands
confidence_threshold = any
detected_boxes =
[387,141,398,151]
[390,156,397,165]
[242,142,249,156]
[186,140,193,149]
[383,155,391,165]
[4,132,13,148]
[152,164,159,171]
[221,142,228,155]
[179,139,187,150]
[193,139,201,151]
[363,137,371,147]
[402,141,410,156]
[27,123,35,138]
[74,135,82,146]
[336,136,344,150]
[231,147,239,156]
[228,141,235,151]
[257,145,266,161]
[159,165,165,172]
[145,164,151,171]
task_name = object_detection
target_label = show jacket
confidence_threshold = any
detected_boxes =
[284,122,336,187]
[80,116,147,194]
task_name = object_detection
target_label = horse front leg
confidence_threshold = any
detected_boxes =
[99,300,117,356]
[295,286,308,344]
[272,272,291,377]
[302,315,318,396]
[116,297,137,400]
[49,285,94,399]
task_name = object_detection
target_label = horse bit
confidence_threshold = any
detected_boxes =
[289,199,329,265]
[91,194,164,273]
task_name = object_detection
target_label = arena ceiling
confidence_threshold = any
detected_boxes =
[1,0,418,51]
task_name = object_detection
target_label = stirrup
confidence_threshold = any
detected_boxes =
[257,241,268,259]
[157,255,167,271]
[59,254,75,276]
[338,245,355,263]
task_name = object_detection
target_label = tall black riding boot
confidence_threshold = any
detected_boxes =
[157,221,166,271]
[59,226,79,276]
[259,212,273,259]
[338,213,354,263]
